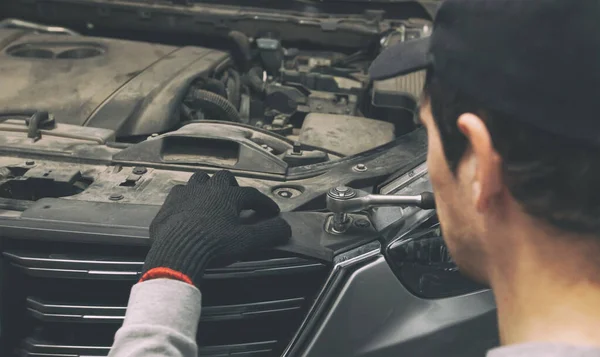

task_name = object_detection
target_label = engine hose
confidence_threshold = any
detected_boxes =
[228,31,252,72]
[184,88,241,123]
[244,67,266,95]
[227,69,242,110]
[202,78,228,98]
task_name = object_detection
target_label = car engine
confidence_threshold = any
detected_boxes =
[0,19,428,159]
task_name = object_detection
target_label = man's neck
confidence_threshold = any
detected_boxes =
[487,219,600,348]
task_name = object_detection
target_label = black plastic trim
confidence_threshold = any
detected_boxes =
[3,251,324,280]
[282,242,382,357]
[26,296,305,323]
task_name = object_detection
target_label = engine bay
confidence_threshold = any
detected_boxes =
[0,3,501,357]
[0,15,430,164]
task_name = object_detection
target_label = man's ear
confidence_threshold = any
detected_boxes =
[456,113,503,212]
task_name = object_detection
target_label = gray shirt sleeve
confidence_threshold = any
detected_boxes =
[487,343,600,357]
[108,278,202,357]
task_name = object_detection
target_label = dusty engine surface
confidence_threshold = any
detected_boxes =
[0,23,426,158]
[0,29,230,137]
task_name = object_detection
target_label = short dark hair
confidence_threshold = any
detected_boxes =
[424,70,600,235]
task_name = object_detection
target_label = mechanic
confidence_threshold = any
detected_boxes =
[108,0,600,356]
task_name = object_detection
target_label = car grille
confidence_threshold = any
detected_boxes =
[1,239,330,357]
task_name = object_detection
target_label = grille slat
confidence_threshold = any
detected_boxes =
[26,296,305,323]
[20,338,278,357]
[3,251,323,280]
[2,240,330,357]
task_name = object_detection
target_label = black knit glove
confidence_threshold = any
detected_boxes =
[141,170,291,287]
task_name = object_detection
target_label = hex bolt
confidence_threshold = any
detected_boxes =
[354,219,371,228]
[109,193,124,201]
[132,167,147,175]
[278,190,292,198]
[353,163,368,172]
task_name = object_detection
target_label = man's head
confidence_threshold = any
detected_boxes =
[419,70,600,283]
[370,0,600,284]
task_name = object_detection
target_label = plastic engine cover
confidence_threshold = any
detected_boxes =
[299,113,395,156]
[0,29,230,137]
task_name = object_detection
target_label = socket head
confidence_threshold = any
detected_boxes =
[327,186,357,200]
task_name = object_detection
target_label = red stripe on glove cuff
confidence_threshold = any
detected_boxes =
[139,267,193,285]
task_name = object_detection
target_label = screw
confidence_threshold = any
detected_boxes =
[132,167,147,175]
[277,190,293,198]
[25,160,35,166]
[109,194,124,201]
[353,163,367,172]
[354,219,371,228]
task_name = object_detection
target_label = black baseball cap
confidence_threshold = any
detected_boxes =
[370,0,600,146]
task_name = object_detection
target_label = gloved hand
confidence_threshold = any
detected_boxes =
[140,170,292,288]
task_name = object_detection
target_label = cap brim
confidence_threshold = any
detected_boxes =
[369,37,432,80]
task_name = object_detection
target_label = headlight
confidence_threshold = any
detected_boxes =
[385,216,486,299]
[377,162,487,299]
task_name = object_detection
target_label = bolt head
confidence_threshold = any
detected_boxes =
[109,193,124,201]
[25,160,35,166]
[353,164,368,172]
[278,190,292,198]
[132,167,147,175]
[354,219,371,228]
